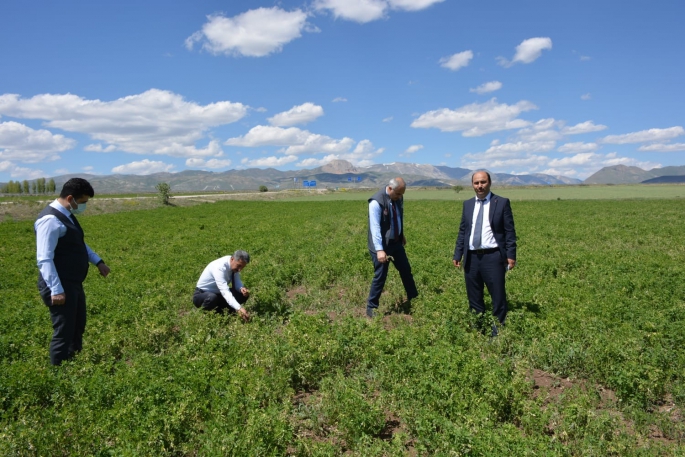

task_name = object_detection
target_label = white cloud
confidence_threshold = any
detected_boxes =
[411,98,537,136]
[268,103,324,126]
[461,148,662,179]
[515,118,565,142]
[185,158,233,169]
[439,50,473,71]
[0,160,12,172]
[82,166,94,172]
[296,146,382,167]
[84,144,117,153]
[561,121,607,135]
[0,121,75,163]
[600,126,684,144]
[637,143,685,152]
[0,89,245,158]
[581,93,592,100]
[548,152,598,167]
[470,81,502,94]
[580,55,591,61]
[498,37,552,67]
[332,97,347,103]
[557,142,599,154]
[387,0,445,11]
[400,144,423,157]
[313,0,388,23]
[485,141,556,158]
[547,152,659,172]
[462,153,550,171]
[225,125,356,155]
[313,0,444,23]
[382,116,393,122]
[185,8,312,57]
[240,139,383,168]
[112,159,174,175]
[8,165,46,180]
[241,155,298,167]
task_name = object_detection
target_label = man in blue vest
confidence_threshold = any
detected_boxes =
[35,178,110,365]
[366,177,418,317]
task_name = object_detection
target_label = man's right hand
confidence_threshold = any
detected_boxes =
[51,293,66,305]
[377,250,388,263]
[238,308,250,322]
[453,259,461,269]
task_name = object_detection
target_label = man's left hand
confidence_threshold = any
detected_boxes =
[98,262,111,278]
[507,259,516,271]
[240,287,250,297]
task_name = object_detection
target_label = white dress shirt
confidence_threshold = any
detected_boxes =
[469,192,498,250]
[369,192,402,251]
[35,199,102,295]
[195,256,245,311]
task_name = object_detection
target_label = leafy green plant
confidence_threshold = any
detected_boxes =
[155,182,172,205]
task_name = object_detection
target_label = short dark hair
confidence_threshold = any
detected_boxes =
[471,170,492,184]
[60,178,95,199]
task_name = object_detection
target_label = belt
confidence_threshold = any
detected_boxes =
[470,247,499,254]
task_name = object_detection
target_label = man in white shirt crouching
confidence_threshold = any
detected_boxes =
[193,250,251,321]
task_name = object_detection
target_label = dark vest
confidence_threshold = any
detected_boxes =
[367,188,404,252]
[36,206,90,283]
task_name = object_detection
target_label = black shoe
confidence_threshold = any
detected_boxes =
[366,307,376,318]
[400,299,412,315]
[490,324,499,338]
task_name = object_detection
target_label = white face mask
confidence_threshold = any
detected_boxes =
[69,199,87,215]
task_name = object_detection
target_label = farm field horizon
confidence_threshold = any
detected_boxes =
[1,196,684,455]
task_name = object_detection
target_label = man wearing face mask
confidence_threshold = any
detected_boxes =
[35,178,110,365]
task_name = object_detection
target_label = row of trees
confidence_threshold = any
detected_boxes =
[1,178,56,195]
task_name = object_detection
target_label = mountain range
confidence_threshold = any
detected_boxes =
[3,161,684,194]
[584,165,685,184]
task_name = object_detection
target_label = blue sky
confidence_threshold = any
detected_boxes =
[1,0,684,181]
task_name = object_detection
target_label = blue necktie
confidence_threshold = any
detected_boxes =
[472,199,484,249]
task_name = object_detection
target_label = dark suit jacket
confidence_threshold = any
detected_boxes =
[453,193,517,267]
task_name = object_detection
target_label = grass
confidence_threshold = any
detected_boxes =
[281,184,685,202]
[1,197,684,455]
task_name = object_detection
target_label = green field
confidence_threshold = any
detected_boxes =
[1,197,684,455]
[283,184,685,202]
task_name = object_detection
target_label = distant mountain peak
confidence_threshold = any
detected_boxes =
[320,160,357,174]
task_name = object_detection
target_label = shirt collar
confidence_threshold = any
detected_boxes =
[477,192,492,202]
[50,199,73,218]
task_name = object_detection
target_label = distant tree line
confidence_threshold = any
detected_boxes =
[1,178,56,195]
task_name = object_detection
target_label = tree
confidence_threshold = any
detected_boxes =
[453,185,464,194]
[259,185,268,192]
[36,177,46,194]
[155,182,171,205]
[31,181,37,194]
[23,180,30,194]
[47,178,56,193]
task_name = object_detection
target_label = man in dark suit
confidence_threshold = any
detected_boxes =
[366,177,418,317]
[453,171,517,335]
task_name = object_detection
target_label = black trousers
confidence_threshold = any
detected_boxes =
[38,278,87,366]
[193,287,248,314]
[367,242,419,310]
[464,250,508,324]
